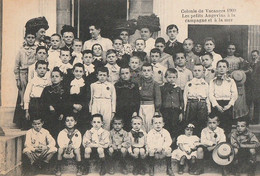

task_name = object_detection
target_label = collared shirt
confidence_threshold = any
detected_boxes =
[59,62,73,74]
[24,128,56,151]
[211,51,222,69]
[28,61,50,82]
[48,48,61,71]
[185,52,201,71]
[176,66,193,90]
[83,35,113,52]
[204,66,216,84]
[147,128,172,150]
[109,129,130,148]
[158,52,175,69]
[164,40,183,57]
[201,127,226,146]
[161,82,183,109]
[176,134,200,150]
[128,129,147,148]
[24,73,51,109]
[105,63,120,84]
[14,45,36,79]
[144,38,155,56]
[183,78,210,111]
[231,129,260,149]
[83,127,110,148]
[57,129,82,149]
[152,63,167,85]
[89,81,116,113]
[84,64,95,76]
[209,76,238,107]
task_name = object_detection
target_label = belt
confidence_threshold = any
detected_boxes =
[140,101,154,105]
[188,98,206,102]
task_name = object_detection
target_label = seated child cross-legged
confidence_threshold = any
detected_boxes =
[128,116,148,175]
[56,115,82,176]
[147,115,174,176]
[107,116,130,175]
[172,123,200,175]
[23,118,57,174]
[231,117,260,176]
[82,114,110,176]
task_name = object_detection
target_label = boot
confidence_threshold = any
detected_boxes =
[166,157,174,176]
[132,158,139,175]
[83,159,90,175]
[55,160,62,176]
[196,159,204,174]
[178,163,185,175]
[139,158,146,175]
[247,159,256,176]
[76,161,82,176]
[120,157,128,175]
[149,156,155,176]
[108,155,115,175]
[99,158,106,176]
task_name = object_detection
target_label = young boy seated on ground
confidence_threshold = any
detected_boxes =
[231,117,260,176]
[23,118,57,174]
[147,115,174,176]
[197,113,226,174]
[56,115,82,176]
[107,116,130,174]
[128,116,148,175]
[82,114,110,175]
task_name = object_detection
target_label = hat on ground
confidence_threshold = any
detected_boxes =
[231,70,246,85]
[25,16,49,33]
[136,14,160,32]
[114,19,137,36]
[212,142,235,166]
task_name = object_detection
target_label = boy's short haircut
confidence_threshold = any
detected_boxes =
[165,68,178,78]
[82,49,93,56]
[111,115,124,125]
[60,47,72,56]
[166,24,179,33]
[151,115,164,124]
[216,60,229,68]
[106,49,117,57]
[135,38,146,45]
[208,112,219,121]
[35,60,48,70]
[36,46,48,54]
[150,48,161,56]
[236,116,249,126]
[129,56,140,63]
[73,63,85,72]
[193,63,204,68]
[173,51,185,60]
[25,30,36,37]
[32,117,43,123]
[131,116,143,124]
[91,43,103,51]
[141,62,153,71]
[61,25,75,36]
[227,42,236,48]
[89,23,101,30]
[112,37,123,44]
[65,115,77,122]
[91,113,104,122]
[251,50,259,55]
[97,66,109,75]
[51,33,61,39]
[52,66,64,77]
[202,52,213,59]
[183,38,194,44]
[155,37,166,45]
[73,38,82,45]
[204,37,215,45]
[119,66,130,74]
[44,36,51,41]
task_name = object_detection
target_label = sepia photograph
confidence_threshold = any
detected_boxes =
[1,0,260,176]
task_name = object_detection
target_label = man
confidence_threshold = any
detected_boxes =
[83,23,113,52]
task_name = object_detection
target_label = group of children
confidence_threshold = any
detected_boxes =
[15,18,260,176]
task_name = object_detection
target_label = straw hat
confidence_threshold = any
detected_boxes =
[212,142,235,166]
[231,70,246,85]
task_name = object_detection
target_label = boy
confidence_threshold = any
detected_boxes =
[129,56,142,83]
[231,117,260,176]
[105,49,120,84]
[82,114,110,175]
[138,63,161,132]
[48,33,62,71]
[82,50,95,76]
[108,116,130,174]
[60,25,75,52]
[209,60,238,136]
[112,38,124,58]
[184,64,210,135]
[24,60,51,123]
[89,67,116,130]
[115,66,140,131]
[58,47,73,74]
[197,113,226,174]
[164,24,183,57]
[71,39,83,65]
[132,38,148,64]
[23,118,56,173]
[154,37,175,68]
[174,52,193,90]
[150,48,167,85]
[203,37,222,69]
[128,116,148,175]
[147,115,174,176]
[183,38,201,71]
[56,115,82,176]
[160,68,184,145]
[201,52,216,84]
